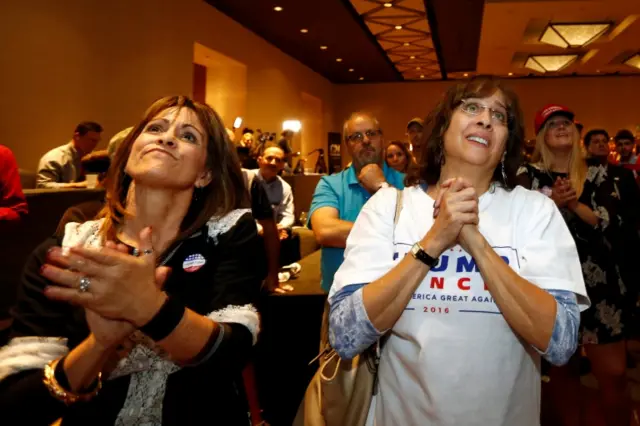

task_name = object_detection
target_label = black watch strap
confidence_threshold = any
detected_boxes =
[410,242,439,267]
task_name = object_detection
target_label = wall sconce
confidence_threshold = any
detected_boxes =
[233,117,243,129]
[282,120,302,132]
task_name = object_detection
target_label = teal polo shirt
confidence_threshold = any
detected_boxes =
[308,163,405,292]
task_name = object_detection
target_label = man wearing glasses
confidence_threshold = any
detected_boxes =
[308,112,405,296]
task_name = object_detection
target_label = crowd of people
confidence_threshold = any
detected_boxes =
[0,74,638,425]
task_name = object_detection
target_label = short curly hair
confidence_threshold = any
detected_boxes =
[405,75,525,189]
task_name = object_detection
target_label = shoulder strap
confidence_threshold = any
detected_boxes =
[393,188,403,240]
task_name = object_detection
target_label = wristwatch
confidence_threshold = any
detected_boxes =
[410,242,439,267]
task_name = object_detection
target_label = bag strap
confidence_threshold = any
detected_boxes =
[393,188,403,242]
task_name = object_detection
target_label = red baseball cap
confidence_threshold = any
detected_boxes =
[534,104,575,135]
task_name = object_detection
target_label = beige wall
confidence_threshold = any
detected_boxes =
[194,43,248,129]
[333,76,640,148]
[0,0,335,170]
[3,0,639,171]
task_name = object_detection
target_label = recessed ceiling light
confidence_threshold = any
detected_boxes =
[410,55,415,59]
[624,53,640,70]
[540,22,610,48]
[348,68,354,72]
[463,73,469,77]
[320,45,327,50]
[403,42,410,46]
[596,69,601,73]
[336,58,343,62]
[359,77,364,81]
[384,2,393,7]
[395,25,402,30]
[508,72,513,76]
[273,6,283,12]
[525,54,578,73]
[300,29,308,33]
[420,75,425,79]
[416,66,421,70]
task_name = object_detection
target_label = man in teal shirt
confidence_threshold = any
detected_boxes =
[308,112,405,292]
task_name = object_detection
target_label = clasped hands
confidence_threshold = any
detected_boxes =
[550,176,577,210]
[41,227,170,349]
[427,177,485,257]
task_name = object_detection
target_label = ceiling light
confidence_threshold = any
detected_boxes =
[508,72,513,76]
[404,42,410,46]
[410,55,415,59]
[273,6,283,12]
[359,77,364,81]
[300,29,308,34]
[348,68,354,72]
[596,69,601,73]
[416,66,421,70]
[384,2,393,7]
[624,53,640,70]
[525,54,578,73]
[395,25,402,30]
[320,45,327,50]
[420,75,425,79]
[463,73,468,77]
[540,23,610,48]
[336,58,343,62]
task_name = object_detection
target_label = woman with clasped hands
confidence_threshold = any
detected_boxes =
[328,76,589,425]
[0,96,264,425]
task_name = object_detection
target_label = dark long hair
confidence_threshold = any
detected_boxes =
[385,140,415,173]
[100,95,249,244]
[405,76,525,189]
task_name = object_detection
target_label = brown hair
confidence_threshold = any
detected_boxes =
[99,95,249,244]
[405,76,524,189]
[385,140,414,173]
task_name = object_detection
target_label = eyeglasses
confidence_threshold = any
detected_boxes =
[346,129,382,142]
[546,118,572,129]
[459,100,508,125]
[263,155,285,164]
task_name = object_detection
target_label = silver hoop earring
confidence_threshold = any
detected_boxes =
[501,157,507,185]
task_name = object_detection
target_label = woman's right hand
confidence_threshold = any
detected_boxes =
[86,254,172,349]
[46,241,171,351]
[424,178,479,256]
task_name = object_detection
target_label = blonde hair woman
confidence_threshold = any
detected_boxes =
[517,104,631,426]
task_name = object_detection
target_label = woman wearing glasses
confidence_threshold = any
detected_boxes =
[327,76,588,425]
[517,105,632,426]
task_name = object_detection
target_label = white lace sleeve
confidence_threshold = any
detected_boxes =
[206,209,252,244]
[0,337,69,381]
[206,304,260,345]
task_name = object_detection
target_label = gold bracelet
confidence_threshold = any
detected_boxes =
[43,357,102,405]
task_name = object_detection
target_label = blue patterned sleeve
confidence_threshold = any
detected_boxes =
[328,284,383,359]
[328,286,580,363]
[538,289,580,366]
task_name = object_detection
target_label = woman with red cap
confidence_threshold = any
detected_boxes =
[517,104,631,426]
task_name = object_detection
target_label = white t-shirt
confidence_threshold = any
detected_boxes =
[331,185,589,426]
